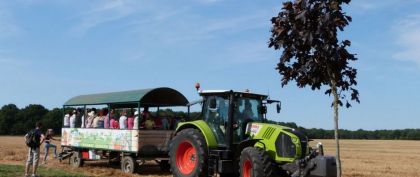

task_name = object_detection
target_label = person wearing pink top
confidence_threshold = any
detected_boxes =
[112,119,119,129]
[109,109,116,128]
[103,109,109,129]
[127,114,134,130]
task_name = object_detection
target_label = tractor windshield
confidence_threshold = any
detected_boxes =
[203,96,229,146]
[235,98,263,121]
[233,97,264,143]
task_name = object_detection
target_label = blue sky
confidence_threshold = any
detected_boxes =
[0,0,419,130]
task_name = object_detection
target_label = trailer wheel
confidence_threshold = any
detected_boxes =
[121,156,138,174]
[239,147,274,177]
[70,151,84,168]
[169,128,207,177]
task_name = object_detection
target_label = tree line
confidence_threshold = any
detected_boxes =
[0,103,419,140]
[267,120,420,140]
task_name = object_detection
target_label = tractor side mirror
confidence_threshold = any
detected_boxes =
[276,102,281,113]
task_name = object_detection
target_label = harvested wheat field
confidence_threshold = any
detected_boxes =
[1,136,419,177]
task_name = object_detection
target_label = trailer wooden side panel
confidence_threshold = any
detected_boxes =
[138,130,174,153]
[61,128,139,152]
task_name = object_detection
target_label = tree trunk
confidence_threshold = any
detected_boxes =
[331,85,342,177]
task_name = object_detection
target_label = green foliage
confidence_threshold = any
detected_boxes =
[0,104,19,134]
[0,104,56,135]
[43,108,63,135]
[268,120,420,140]
[269,0,359,107]
[0,103,418,140]
[0,104,203,136]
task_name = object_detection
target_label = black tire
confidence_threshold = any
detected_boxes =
[159,160,170,172]
[169,128,208,177]
[239,147,274,177]
[121,156,138,174]
[70,151,84,168]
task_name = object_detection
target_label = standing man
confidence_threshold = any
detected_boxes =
[24,121,45,177]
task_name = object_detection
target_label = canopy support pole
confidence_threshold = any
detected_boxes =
[137,102,141,129]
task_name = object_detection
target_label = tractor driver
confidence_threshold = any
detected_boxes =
[233,99,255,142]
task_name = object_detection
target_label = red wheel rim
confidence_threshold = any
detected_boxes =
[242,159,252,177]
[176,141,197,175]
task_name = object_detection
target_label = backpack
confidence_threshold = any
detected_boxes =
[25,129,40,148]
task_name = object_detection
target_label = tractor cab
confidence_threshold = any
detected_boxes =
[198,90,278,147]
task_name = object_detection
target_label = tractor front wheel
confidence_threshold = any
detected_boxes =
[169,128,208,177]
[239,147,274,177]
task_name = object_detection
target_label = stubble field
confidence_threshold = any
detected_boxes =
[0,136,419,177]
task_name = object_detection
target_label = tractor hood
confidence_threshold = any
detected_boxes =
[245,122,309,163]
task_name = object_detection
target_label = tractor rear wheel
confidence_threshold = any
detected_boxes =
[169,128,208,177]
[239,147,274,177]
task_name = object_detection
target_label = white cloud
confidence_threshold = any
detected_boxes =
[70,0,139,35]
[392,14,420,68]
[155,12,269,45]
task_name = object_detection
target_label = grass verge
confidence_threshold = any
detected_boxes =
[0,164,87,177]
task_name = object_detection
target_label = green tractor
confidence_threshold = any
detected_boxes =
[169,89,336,177]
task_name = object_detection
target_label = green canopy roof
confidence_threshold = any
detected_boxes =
[64,87,189,107]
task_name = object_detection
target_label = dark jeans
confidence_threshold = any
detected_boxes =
[44,143,57,161]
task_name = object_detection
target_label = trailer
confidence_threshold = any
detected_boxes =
[59,87,189,173]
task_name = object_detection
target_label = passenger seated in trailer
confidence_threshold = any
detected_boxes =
[110,119,119,129]
[75,108,83,128]
[133,111,139,130]
[81,108,90,128]
[94,110,105,128]
[154,116,162,129]
[127,112,134,130]
[102,108,110,128]
[92,112,99,128]
[86,110,95,128]
[119,110,128,129]
[69,109,76,128]
[108,109,116,128]
[144,113,155,130]
[63,110,71,127]
[161,117,169,130]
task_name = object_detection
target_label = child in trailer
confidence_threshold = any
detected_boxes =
[144,113,155,130]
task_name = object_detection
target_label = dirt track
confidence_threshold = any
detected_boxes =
[1,136,420,177]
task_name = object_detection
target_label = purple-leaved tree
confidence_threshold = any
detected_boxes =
[269,0,359,176]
